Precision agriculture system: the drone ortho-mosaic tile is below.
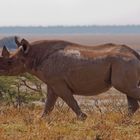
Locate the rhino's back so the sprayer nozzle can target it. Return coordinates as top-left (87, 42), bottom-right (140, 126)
top-left (46, 42), bottom-right (139, 95)
top-left (63, 43), bottom-right (137, 59)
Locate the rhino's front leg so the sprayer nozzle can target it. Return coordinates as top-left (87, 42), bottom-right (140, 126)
top-left (52, 81), bottom-right (87, 120)
top-left (41, 87), bottom-right (58, 117)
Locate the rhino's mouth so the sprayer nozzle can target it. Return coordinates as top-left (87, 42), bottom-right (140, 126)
top-left (0, 70), bottom-right (6, 75)
top-left (0, 69), bottom-right (12, 75)
top-left (0, 69), bottom-right (9, 73)
top-left (0, 70), bottom-right (5, 72)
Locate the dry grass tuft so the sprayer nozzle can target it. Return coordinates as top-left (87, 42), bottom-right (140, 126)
top-left (0, 103), bottom-right (140, 140)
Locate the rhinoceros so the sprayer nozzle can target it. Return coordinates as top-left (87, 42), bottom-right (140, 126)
top-left (0, 37), bottom-right (140, 120)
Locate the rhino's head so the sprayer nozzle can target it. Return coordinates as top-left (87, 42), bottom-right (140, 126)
top-left (0, 38), bottom-right (30, 76)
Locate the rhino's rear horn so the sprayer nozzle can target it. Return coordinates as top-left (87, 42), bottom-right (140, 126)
top-left (15, 36), bottom-right (22, 47)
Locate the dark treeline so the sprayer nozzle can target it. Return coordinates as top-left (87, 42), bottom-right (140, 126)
top-left (0, 25), bottom-right (140, 35)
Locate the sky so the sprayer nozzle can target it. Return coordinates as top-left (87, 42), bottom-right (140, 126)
top-left (0, 0), bottom-right (140, 26)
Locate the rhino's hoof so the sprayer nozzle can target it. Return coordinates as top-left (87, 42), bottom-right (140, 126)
top-left (77, 113), bottom-right (87, 121)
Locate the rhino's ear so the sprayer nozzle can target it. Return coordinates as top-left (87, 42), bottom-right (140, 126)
top-left (20, 39), bottom-right (30, 54)
top-left (2, 46), bottom-right (10, 58)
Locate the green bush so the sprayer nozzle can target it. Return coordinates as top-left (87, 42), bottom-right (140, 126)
top-left (0, 73), bottom-right (46, 107)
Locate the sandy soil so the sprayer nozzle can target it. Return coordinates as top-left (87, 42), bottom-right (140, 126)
top-left (1, 34), bottom-right (140, 49)
top-left (23, 34), bottom-right (140, 49)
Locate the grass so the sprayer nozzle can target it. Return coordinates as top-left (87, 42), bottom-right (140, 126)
top-left (0, 102), bottom-right (140, 140)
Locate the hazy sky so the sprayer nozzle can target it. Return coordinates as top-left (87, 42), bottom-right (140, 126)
top-left (0, 0), bottom-right (140, 26)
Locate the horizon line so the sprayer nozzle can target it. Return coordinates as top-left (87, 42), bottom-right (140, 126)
top-left (0, 25), bottom-right (140, 27)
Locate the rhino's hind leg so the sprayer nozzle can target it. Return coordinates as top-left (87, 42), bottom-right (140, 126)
top-left (41, 87), bottom-right (58, 117)
top-left (127, 87), bottom-right (140, 114)
top-left (113, 87), bottom-right (140, 116)
top-left (52, 81), bottom-right (87, 120)
top-left (112, 61), bottom-right (140, 116)
top-left (127, 96), bottom-right (139, 116)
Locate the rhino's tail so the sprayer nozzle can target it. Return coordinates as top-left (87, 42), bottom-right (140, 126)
top-left (121, 45), bottom-right (140, 61)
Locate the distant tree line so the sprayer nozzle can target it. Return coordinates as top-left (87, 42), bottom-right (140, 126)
top-left (0, 25), bottom-right (140, 35)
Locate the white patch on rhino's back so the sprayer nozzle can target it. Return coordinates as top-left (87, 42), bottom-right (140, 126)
top-left (64, 49), bottom-right (81, 58)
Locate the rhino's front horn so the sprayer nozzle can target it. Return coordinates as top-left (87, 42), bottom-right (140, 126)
top-left (2, 46), bottom-right (10, 58)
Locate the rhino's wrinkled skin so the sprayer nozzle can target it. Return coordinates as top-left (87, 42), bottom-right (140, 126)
top-left (0, 38), bottom-right (140, 120)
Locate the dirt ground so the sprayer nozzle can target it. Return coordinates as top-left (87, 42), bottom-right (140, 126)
top-left (1, 34), bottom-right (140, 48)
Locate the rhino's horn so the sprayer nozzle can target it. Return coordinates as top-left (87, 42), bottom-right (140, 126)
top-left (2, 46), bottom-right (10, 58)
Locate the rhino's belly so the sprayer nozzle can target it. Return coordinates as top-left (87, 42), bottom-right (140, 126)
top-left (65, 64), bottom-right (111, 95)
